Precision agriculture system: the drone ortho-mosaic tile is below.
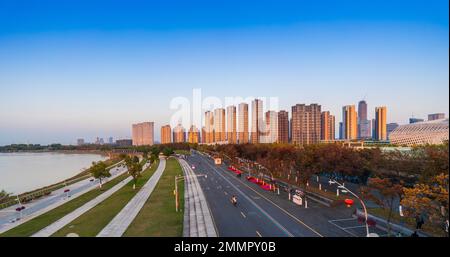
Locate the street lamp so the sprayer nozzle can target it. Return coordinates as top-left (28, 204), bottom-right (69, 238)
top-left (329, 179), bottom-right (371, 237)
top-left (174, 174), bottom-right (208, 212)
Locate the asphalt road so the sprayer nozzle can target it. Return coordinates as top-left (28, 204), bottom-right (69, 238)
top-left (0, 162), bottom-right (127, 229)
top-left (186, 152), bottom-right (363, 237)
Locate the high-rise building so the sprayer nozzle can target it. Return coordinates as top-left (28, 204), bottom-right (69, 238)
top-left (359, 120), bottom-right (371, 139)
top-left (173, 124), bottom-right (186, 143)
top-left (214, 108), bottom-right (226, 142)
top-left (77, 138), bottom-right (85, 146)
top-left (161, 125), bottom-right (172, 144)
top-left (321, 111), bottom-right (335, 140)
top-left (339, 122), bottom-right (344, 139)
top-left (204, 111), bottom-right (214, 143)
top-left (371, 118), bottom-right (376, 138)
top-left (358, 100), bottom-right (367, 121)
top-left (374, 106), bottom-right (387, 141)
top-left (226, 105), bottom-right (237, 144)
top-left (201, 126), bottom-right (206, 143)
top-left (132, 122), bottom-right (154, 146)
top-left (251, 99), bottom-right (264, 143)
top-left (188, 125), bottom-right (200, 144)
top-left (342, 105), bottom-right (357, 140)
top-left (428, 113), bottom-right (445, 121)
top-left (386, 123), bottom-right (399, 139)
top-left (262, 111), bottom-right (278, 143)
top-left (358, 100), bottom-right (371, 139)
top-left (108, 137), bottom-right (114, 145)
top-left (291, 104), bottom-right (322, 144)
top-left (238, 103), bottom-right (249, 144)
top-left (277, 110), bottom-right (289, 143)
top-left (409, 118), bottom-right (424, 124)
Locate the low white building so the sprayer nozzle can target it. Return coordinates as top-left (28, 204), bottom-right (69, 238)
top-left (389, 119), bottom-right (448, 146)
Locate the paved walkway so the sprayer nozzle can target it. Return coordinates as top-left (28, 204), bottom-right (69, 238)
top-left (31, 162), bottom-right (151, 237)
top-left (96, 158), bottom-right (166, 237)
top-left (0, 160), bottom-right (126, 234)
top-left (179, 158), bottom-right (217, 237)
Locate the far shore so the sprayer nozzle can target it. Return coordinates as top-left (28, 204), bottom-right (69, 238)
top-left (0, 149), bottom-right (109, 157)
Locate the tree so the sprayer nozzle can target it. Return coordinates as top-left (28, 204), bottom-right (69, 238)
top-left (128, 162), bottom-right (143, 190)
top-left (0, 190), bottom-right (10, 204)
top-left (362, 177), bottom-right (403, 235)
top-left (150, 152), bottom-right (158, 164)
top-left (142, 150), bottom-right (149, 160)
top-left (90, 162), bottom-right (111, 189)
top-left (401, 173), bottom-right (449, 235)
top-left (133, 155), bottom-right (140, 164)
top-left (163, 147), bottom-right (174, 156)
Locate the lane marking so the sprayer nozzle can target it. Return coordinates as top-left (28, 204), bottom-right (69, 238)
top-left (241, 212), bottom-right (246, 218)
top-left (224, 191), bottom-right (228, 195)
top-left (212, 160), bottom-right (323, 237)
top-left (343, 225), bottom-right (367, 230)
top-left (203, 159), bottom-right (294, 237)
top-left (256, 230), bottom-right (262, 237)
top-left (328, 220), bottom-right (358, 237)
top-left (329, 217), bottom-right (357, 222)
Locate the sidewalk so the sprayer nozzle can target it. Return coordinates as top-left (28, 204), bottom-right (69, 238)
top-left (354, 209), bottom-right (430, 237)
top-left (31, 162), bottom-right (150, 237)
top-left (0, 161), bottom-right (126, 234)
top-left (96, 158), bottom-right (166, 237)
top-left (179, 159), bottom-right (217, 237)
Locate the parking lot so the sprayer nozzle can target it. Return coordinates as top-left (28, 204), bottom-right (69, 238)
top-left (328, 217), bottom-right (388, 237)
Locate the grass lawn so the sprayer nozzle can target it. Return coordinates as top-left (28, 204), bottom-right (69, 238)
top-left (368, 207), bottom-right (446, 237)
top-left (51, 160), bottom-right (160, 237)
top-left (123, 157), bottom-right (184, 237)
top-left (175, 150), bottom-right (191, 155)
top-left (0, 171), bottom-right (130, 237)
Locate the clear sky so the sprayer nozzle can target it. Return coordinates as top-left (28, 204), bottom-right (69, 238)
top-left (0, 0), bottom-right (448, 145)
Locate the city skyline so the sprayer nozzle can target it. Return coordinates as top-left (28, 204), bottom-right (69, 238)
top-left (0, 0), bottom-right (448, 145)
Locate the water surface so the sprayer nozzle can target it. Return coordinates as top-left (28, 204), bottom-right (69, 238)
top-left (0, 152), bottom-right (107, 194)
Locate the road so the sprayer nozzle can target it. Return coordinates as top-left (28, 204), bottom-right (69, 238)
top-left (186, 152), bottom-right (367, 237)
top-left (0, 161), bottom-right (126, 231)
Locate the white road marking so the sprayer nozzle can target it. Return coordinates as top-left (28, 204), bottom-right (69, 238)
top-left (256, 230), bottom-right (262, 237)
top-left (343, 225), bottom-right (367, 230)
top-left (203, 160), bottom-right (294, 237)
top-left (328, 220), bottom-right (358, 237)
top-left (329, 217), bottom-right (358, 222)
top-left (241, 212), bottom-right (246, 218)
top-left (214, 161), bottom-right (323, 237)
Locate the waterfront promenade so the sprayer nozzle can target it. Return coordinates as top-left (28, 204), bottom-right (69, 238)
top-left (97, 158), bottom-right (166, 237)
top-left (0, 161), bottom-right (125, 234)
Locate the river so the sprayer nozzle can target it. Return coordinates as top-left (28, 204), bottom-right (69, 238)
top-left (0, 152), bottom-right (107, 194)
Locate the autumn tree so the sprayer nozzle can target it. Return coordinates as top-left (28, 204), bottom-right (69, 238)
top-left (401, 173), bottom-right (449, 235)
top-left (362, 177), bottom-right (404, 235)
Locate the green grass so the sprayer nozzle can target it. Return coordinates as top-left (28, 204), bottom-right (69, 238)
top-left (174, 150), bottom-right (191, 155)
top-left (51, 160), bottom-right (160, 237)
top-left (0, 170), bottom-right (129, 237)
top-left (123, 157), bottom-right (184, 237)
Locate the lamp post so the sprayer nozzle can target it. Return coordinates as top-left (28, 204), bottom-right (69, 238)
top-left (175, 174), bottom-right (208, 212)
top-left (329, 179), bottom-right (371, 237)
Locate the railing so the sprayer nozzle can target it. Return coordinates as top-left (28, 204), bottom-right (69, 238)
top-left (0, 159), bottom-right (124, 210)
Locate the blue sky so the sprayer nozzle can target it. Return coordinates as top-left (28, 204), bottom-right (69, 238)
top-left (0, 0), bottom-right (448, 145)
